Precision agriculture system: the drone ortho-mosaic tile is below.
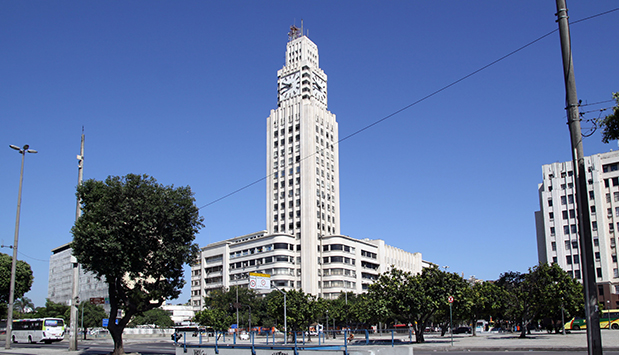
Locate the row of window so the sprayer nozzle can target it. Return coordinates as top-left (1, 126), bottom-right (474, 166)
top-left (274, 166), bottom-right (301, 178)
top-left (229, 255), bottom-right (298, 270)
top-left (321, 280), bottom-right (355, 289)
top-left (322, 256), bottom-right (355, 265)
top-left (229, 243), bottom-right (296, 259)
top-left (274, 177), bottom-right (300, 190)
top-left (274, 135), bottom-right (300, 148)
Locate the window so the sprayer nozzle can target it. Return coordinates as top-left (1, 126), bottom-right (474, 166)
top-left (572, 241), bottom-right (579, 249)
top-left (565, 241), bottom-right (571, 250)
top-left (568, 195), bottom-right (574, 204)
top-left (615, 192), bottom-right (619, 202)
top-left (561, 196), bottom-right (567, 205)
top-left (595, 252), bottom-right (601, 260)
top-left (571, 225), bottom-right (577, 233)
top-left (550, 212), bottom-right (554, 220)
top-left (591, 206), bottom-right (596, 214)
top-left (573, 255), bottom-right (579, 264)
top-left (551, 242), bottom-right (557, 251)
top-left (550, 227), bottom-right (556, 236)
top-left (597, 268), bottom-right (603, 278)
top-left (564, 225), bottom-right (570, 234)
top-left (566, 256), bottom-right (572, 264)
top-left (593, 221), bottom-right (598, 231)
top-left (569, 209), bottom-right (575, 218)
top-left (590, 191), bottom-right (595, 200)
top-left (562, 211), bottom-right (569, 220)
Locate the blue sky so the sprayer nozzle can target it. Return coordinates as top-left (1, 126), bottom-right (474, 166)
top-left (2, 1), bottom-right (618, 308)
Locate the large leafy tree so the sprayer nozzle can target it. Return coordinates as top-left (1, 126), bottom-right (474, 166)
top-left (33, 299), bottom-right (70, 320)
top-left (77, 301), bottom-right (108, 339)
top-left (367, 266), bottom-right (468, 343)
top-left (0, 253), bottom-right (34, 318)
top-left (71, 174), bottom-right (203, 355)
top-left (494, 263), bottom-right (582, 338)
top-left (267, 289), bottom-right (318, 340)
top-left (465, 281), bottom-right (505, 336)
top-left (599, 92), bottom-right (619, 143)
top-left (130, 308), bottom-right (174, 328)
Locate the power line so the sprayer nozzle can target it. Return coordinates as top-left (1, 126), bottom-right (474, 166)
top-left (199, 7), bottom-right (619, 211)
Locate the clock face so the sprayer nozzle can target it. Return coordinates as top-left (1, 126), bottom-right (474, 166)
top-left (312, 73), bottom-right (326, 104)
top-left (279, 72), bottom-right (300, 100)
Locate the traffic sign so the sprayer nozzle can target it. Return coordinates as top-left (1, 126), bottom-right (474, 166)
top-left (249, 272), bottom-right (271, 290)
top-left (448, 296), bottom-right (454, 303)
top-left (90, 297), bottom-right (105, 305)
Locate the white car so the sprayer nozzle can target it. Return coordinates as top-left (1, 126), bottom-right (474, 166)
top-left (239, 332), bottom-right (250, 340)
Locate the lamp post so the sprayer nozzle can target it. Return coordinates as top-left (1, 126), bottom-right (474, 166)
top-left (273, 284), bottom-right (287, 344)
top-left (5, 144), bottom-right (37, 349)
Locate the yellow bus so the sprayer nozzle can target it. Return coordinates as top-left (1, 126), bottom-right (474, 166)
top-left (565, 310), bottom-right (619, 330)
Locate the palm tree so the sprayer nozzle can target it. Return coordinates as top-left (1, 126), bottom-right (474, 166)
top-left (13, 296), bottom-right (34, 317)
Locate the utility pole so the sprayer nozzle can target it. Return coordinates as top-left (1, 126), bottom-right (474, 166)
top-left (70, 129), bottom-right (85, 351)
top-left (555, 2), bottom-right (602, 354)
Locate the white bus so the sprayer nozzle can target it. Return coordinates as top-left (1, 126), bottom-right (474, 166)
top-left (11, 318), bottom-right (65, 344)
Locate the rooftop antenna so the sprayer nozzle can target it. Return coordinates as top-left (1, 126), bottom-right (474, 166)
top-left (301, 19), bottom-right (304, 37)
top-left (288, 24), bottom-right (301, 41)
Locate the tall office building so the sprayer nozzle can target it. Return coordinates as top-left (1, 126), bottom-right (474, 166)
top-left (189, 28), bottom-right (427, 309)
top-left (266, 27), bottom-right (339, 294)
top-left (536, 150), bottom-right (619, 307)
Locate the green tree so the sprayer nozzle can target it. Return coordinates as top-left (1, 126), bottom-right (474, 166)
top-left (367, 266), bottom-right (468, 343)
top-left (71, 174), bottom-right (203, 355)
top-left (77, 301), bottom-right (107, 339)
top-left (194, 308), bottom-right (233, 333)
top-left (462, 281), bottom-right (505, 336)
top-left (0, 253), bottom-right (34, 318)
top-left (599, 92), bottom-right (619, 143)
top-left (130, 308), bottom-right (174, 328)
top-left (13, 296), bottom-right (35, 319)
top-left (267, 289), bottom-right (317, 340)
top-left (33, 299), bottom-right (70, 321)
top-left (527, 263), bottom-right (583, 333)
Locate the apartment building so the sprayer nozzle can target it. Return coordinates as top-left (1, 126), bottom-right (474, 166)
top-left (536, 150), bottom-right (619, 307)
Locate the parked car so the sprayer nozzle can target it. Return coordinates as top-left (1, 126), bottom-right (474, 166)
top-left (452, 326), bottom-right (472, 334)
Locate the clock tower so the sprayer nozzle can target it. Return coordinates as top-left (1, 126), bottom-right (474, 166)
top-left (266, 26), bottom-right (340, 295)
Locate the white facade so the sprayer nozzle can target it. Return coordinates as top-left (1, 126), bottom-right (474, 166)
top-left (48, 243), bottom-right (110, 312)
top-left (190, 29), bottom-right (426, 310)
top-left (536, 150), bottom-right (619, 302)
top-left (266, 32), bottom-right (340, 295)
top-left (190, 231), bottom-right (423, 308)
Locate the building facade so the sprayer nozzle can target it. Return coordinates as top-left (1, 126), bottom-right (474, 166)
top-left (190, 231), bottom-right (425, 308)
top-left (536, 150), bottom-right (619, 307)
top-left (190, 28), bottom-right (427, 310)
top-left (48, 243), bottom-right (110, 313)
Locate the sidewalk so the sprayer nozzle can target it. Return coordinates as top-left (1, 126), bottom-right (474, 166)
top-left (0, 330), bottom-right (617, 354)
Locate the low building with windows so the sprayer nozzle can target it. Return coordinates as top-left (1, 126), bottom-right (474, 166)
top-left (190, 230), bottom-right (429, 309)
top-left (536, 150), bottom-right (619, 307)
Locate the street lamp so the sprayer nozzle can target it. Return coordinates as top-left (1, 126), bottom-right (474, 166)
top-left (272, 284), bottom-right (287, 344)
top-left (5, 144), bottom-right (37, 349)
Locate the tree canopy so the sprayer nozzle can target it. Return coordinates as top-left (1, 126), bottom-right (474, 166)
top-left (71, 174), bottom-right (203, 355)
top-left (600, 92), bottom-right (619, 143)
top-left (130, 308), bottom-right (174, 328)
top-left (0, 253), bottom-right (34, 319)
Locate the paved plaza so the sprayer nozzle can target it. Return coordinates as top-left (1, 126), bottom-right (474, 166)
top-left (0, 330), bottom-right (618, 354)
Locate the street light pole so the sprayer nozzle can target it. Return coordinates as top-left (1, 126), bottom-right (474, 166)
top-left (5, 144), bottom-right (37, 350)
top-left (273, 284), bottom-right (287, 344)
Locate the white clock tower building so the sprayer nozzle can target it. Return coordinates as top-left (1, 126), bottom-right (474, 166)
top-left (266, 27), bottom-right (340, 295)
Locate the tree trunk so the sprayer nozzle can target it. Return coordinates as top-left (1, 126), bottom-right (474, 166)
top-left (414, 324), bottom-right (425, 343)
top-left (108, 323), bottom-right (125, 355)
